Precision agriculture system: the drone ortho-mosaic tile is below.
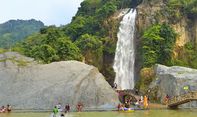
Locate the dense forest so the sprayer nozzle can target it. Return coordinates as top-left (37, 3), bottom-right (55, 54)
top-left (0, 19), bottom-right (44, 48)
top-left (2, 0), bottom-right (196, 87)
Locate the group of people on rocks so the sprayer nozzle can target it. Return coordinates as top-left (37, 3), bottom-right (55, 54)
top-left (0, 104), bottom-right (11, 113)
top-left (52, 102), bottom-right (83, 117)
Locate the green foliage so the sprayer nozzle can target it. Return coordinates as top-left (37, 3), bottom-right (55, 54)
top-left (41, 26), bottom-right (65, 46)
top-left (75, 34), bottom-right (103, 69)
top-left (76, 0), bottom-right (138, 17)
top-left (55, 38), bottom-right (82, 61)
top-left (96, 2), bottom-right (117, 20)
top-left (14, 26), bottom-right (82, 63)
top-left (64, 16), bottom-right (100, 40)
top-left (76, 0), bottom-right (102, 16)
top-left (115, 0), bottom-right (141, 9)
top-left (184, 0), bottom-right (197, 18)
top-left (64, 16), bottom-right (86, 40)
top-left (142, 23), bottom-right (177, 67)
top-left (75, 34), bottom-right (103, 55)
top-left (103, 37), bottom-right (116, 55)
top-left (167, 0), bottom-right (197, 18)
top-left (31, 44), bottom-right (58, 63)
top-left (0, 19), bottom-right (44, 48)
top-left (12, 33), bottom-right (46, 56)
top-left (172, 42), bottom-right (197, 68)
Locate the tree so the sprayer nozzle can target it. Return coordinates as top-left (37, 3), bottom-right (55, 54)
top-left (142, 23), bottom-right (177, 67)
top-left (96, 2), bottom-right (117, 20)
top-left (14, 29), bottom-right (82, 63)
top-left (168, 0), bottom-right (197, 18)
top-left (76, 0), bottom-right (102, 17)
top-left (31, 44), bottom-right (58, 63)
top-left (64, 16), bottom-right (86, 40)
top-left (55, 37), bottom-right (82, 61)
top-left (41, 26), bottom-right (64, 45)
top-left (75, 34), bottom-right (103, 69)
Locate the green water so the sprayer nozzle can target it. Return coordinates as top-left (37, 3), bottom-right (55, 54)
top-left (0, 110), bottom-right (197, 117)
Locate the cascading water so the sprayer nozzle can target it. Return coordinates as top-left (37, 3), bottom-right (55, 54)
top-left (113, 9), bottom-right (137, 90)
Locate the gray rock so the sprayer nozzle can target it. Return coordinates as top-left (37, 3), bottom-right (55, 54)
top-left (150, 64), bottom-right (197, 108)
top-left (0, 52), bottom-right (36, 68)
top-left (0, 52), bottom-right (119, 110)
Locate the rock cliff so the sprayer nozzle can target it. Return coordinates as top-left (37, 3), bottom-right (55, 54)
top-left (150, 64), bottom-right (197, 108)
top-left (0, 52), bottom-right (119, 110)
top-left (136, 0), bottom-right (197, 58)
top-left (135, 0), bottom-right (197, 85)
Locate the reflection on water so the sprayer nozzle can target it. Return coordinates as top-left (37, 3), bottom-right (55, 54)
top-left (0, 110), bottom-right (197, 117)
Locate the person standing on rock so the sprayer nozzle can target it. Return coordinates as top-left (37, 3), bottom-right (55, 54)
top-left (113, 83), bottom-right (117, 89)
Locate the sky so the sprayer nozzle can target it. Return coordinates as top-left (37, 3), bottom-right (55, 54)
top-left (0, 0), bottom-right (84, 26)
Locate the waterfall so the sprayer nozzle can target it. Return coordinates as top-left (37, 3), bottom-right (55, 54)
top-left (113, 9), bottom-right (137, 90)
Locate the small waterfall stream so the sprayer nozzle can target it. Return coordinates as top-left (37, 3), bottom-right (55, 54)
top-left (113, 9), bottom-right (137, 90)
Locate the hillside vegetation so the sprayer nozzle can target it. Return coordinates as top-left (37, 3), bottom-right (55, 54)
top-left (0, 19), bottom-right (44, 48)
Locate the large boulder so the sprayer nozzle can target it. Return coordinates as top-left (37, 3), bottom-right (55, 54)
top-left (0, 52), bottom-right (119, 110)
top-left (150, 64), bottom-right (197, 108)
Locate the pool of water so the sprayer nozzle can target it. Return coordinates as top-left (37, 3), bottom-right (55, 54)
top-left (0, 109), bottom-right (197, 117)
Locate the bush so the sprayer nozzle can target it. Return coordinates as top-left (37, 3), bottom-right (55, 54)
top-left (167, 0), bottom-right (197, 18)
top-left (30, 44), bottom-right (58, 63)
top-left (172, 42), bottom-right (197, 69)
top-left (141, 23), bottom-right (177, 67)
top-left (75, 34), bottom-right (103, 69)
top-left (135, 67), bottom-right (155, 94)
